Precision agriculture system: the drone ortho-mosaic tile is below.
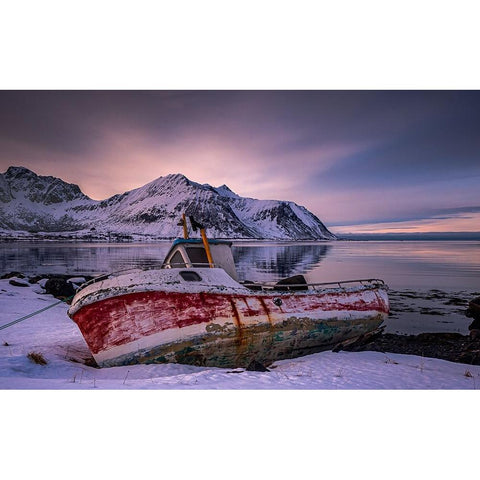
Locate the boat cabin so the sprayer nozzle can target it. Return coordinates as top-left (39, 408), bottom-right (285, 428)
top-left (162, 238), bottom-right (238, 281)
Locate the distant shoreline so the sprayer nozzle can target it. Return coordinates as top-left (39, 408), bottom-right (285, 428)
top-left (1, 231), bottom-right (480, 243)
top-left (336, 232), bottom-right (480, 241)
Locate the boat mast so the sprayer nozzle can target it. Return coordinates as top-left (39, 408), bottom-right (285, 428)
top-left (200, 227), bottom-right (214, 268)
top-left (181, 213), bottom-right (189, 239)
top-left (187, 214), bottom-right (214, 268)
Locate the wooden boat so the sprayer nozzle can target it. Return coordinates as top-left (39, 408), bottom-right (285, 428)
top-left (68, 218), bottom-right (389, 368)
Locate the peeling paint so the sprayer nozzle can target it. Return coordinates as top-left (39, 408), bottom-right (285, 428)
top-left (71, 279), bottom-right (388, 368)
top-left (68, 266), bottom-right (389, 368)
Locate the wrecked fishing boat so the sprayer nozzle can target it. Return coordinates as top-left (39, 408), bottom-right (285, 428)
top-left (68, 216), bottom-right (389, 368)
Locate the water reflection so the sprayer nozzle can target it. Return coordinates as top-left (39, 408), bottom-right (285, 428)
top-left (0, 241), bottom-right (332, 282)
top-left (0, 242), bottom-right (170, 276)
top-left (0, 240), bottom-right (479, 292)
top-left (311, 241), bottom-right (480, 290)
top-left (233, 243), bottom-right (331, 282)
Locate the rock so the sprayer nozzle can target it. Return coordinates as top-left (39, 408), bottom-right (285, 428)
top-left (28, 275), bottom-right (46, 284)
top-left (1, 271), bottom-right (25, 279)
top-left (340, 332), bottom-right (480, 365)
top-left (470, 329), bottom-right (480, 340)
top-left (44, 278), bottom-right (76, 298)
top-left (67, 277), bottom-right (86, 285)
top-left (9, 279), bottom-right (29, 287)
top-left (246, 360), bottom-right (270, 372)
top-left (466, 297), bottom-right (480, 321)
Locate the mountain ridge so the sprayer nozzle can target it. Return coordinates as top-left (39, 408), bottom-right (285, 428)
top-left (0, 166), bottom-right (336, 241)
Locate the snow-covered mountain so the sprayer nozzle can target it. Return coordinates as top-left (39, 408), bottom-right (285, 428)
top-left (0, 166), bottom-right (336, 240)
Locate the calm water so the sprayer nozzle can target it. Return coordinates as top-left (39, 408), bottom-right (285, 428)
top-left (1, 240), bottom-right (479, 291)
top-left (1, 240), bottom-right (479, 335)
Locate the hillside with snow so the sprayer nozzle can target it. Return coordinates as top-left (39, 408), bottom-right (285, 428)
top-left (0, 166), bottom-right (335, 241)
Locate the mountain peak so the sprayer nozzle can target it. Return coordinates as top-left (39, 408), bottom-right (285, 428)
top-left (5, 166), bottom-right (35, 178)
top-left (160, 173), bottom-right (213, 192)
top-left (154, 173), bottom-right (194, 189)
top-left (0, 166), bottom-right (335, 240)
top-left (215, 184), bottom-right (239, 198)
top-left (1, 165), bottom-right (88, 206)
top-left (165, 173), bottom-right (187, 181)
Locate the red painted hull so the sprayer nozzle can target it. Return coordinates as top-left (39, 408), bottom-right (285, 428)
top-left (71, 287), bottom-right (389, 368)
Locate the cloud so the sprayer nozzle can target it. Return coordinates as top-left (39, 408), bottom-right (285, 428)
top-left (67, 126), bottom-right (371, 201)
top-left (1, 90), bottom-right (480, 232)
top-left (331, 211), bottom-right (480, 234)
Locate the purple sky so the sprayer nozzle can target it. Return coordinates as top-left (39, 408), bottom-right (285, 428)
top-left (1, 90), bottom-right (479, 233)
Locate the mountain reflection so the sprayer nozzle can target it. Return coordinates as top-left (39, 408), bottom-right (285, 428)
top-left (0, 243), bottom-right (170, 276)
top-left (0, 242), bottom-right (332, 279)
top-left (232, 243), bottom-right (332, 282)
top-left (2, 241), bottom-right (480, 293)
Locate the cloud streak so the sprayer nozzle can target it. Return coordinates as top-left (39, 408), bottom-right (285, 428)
top-left (331, 212), bottom-right (480, 234)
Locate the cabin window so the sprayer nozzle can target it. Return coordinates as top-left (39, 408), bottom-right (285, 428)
top-left (170, 251), bottom-right (186, 268)
top-left (186, 247), bottom-right (209, 267)
top-left (180, 271), bottom-right (202, 282)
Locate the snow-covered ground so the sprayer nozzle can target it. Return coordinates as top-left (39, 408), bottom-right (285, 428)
top-left (1, 277), bottom-right (479, 390)
top-left (2, 277), bottom-right (478, 480)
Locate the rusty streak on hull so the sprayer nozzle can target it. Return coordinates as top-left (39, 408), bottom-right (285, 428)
top-left (71, 288), bottom-right (389, 368)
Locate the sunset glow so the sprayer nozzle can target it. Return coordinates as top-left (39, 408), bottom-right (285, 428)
top-left (332, 212), bottom-right (480, 235)
top-left (1, 90), bottom-right (479, 235)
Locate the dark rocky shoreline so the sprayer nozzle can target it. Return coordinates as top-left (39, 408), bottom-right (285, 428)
top-left (338, 289), bottom-right (480, 364)
top-left (339, 332), bottom-right (480, 365)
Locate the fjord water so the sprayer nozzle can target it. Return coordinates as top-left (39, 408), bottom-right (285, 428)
top-left (1, 240), bottom-right (478, 290)
top-left (1, 240), bottom-right (479, 334)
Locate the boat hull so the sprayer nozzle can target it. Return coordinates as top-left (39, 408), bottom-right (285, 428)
top-left (70, 286), bottom-right (389, 368)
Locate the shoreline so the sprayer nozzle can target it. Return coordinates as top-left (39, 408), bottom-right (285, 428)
top-left (2, 272), bottom-right (480, 389)
top-left (339, 332), bottom-right (480, 366)
top-left (2, 270), bottom-right (479, 366)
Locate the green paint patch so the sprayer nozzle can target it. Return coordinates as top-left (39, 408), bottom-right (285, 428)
top-left (100, 314), bottom-right (385, 369)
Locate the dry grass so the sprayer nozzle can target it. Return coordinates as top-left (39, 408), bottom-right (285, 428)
top-left (384, 355), bottom-right (399, 365)
top-left (464, 370), bottom-right (477, 389)
top-left (27, 351), bottom-right (48, 365)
